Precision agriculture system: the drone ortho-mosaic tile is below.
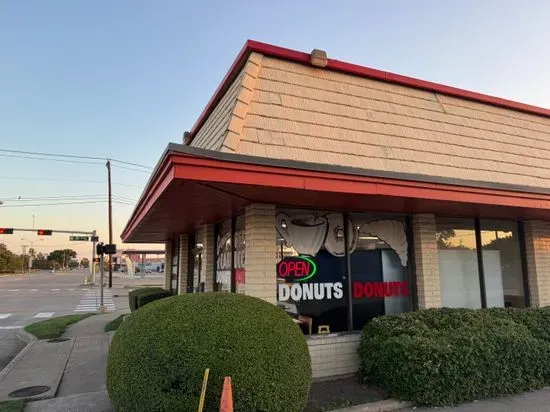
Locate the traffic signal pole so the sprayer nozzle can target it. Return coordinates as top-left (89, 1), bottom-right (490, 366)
top-left (91, 230), bottom-right (97, 284)
top-left (107, 160), bottom-right (113, 289)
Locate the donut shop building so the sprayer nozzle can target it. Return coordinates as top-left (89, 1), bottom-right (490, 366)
top-left (121, 41), bottom-right (550, 378)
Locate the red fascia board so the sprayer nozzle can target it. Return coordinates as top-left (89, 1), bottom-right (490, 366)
top-left (188, 40), bottom-right (550, 143)
top-left (121, 156), bottom-right (175, 241)
top-left (122, 152), bottom-right (550, 241)
top-left (171, 155), bottom-right (550, 209)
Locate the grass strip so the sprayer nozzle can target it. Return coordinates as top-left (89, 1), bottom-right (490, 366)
top-left (104, 314), bottom-right (127, 332)
top-left (24, 313), bottom-right (95, 340)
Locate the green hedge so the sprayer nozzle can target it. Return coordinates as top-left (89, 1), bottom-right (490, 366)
top-left (136, 289), bottom-right (172, 309)
top-left (107, 293), bottom-right (311, 412)
top-left (359, 307), bottom-right (550, 406)
top-left (128, 287), bottom-right (166, 312)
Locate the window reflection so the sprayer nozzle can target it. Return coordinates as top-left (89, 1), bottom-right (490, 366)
top-left (480, 220), bottom-right (525, 308)
top-left (437, 218), bottom-right (481, 309)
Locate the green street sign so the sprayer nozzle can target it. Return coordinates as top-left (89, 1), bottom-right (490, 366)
top-left (70, 236), bottom-right (89, 241)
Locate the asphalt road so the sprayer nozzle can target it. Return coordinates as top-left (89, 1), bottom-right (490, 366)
top-left (0, 270), bottom-right (161, 370)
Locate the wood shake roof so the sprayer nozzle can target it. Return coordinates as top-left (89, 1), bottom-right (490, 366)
top-left (190, 41), bottom-right (550, 191)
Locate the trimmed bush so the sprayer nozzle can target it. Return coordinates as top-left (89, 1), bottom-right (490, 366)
top-left (136, 289), bottom-right (172, 309)
top-left (128, 287), bottom-right (165, 312)
top-left (359, 308), bottom-right (550, 406)
top-left (107, 293), bottom-right (311, 412)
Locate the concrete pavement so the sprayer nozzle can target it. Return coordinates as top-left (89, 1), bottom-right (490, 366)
top-left (407, 387), bottom-right (550, 411)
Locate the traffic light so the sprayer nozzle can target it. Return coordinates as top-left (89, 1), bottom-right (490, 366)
top-left (0, 228), bottom-right (14, 234)
top-left (37, 229), bottom-right (53, 236)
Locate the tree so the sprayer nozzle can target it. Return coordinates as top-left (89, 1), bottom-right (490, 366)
top-left (32, 253), bottom-right (52, 270)
top-left (80, 258), bottom-right (90, 268)
top-left (68, 260), bottom-right (79, 269)
top-left (0, 243), bottom-right (23, 273)
top-left (436, 229), bottom-right (456, 249)
top-left (48, 249), bottom-right (77, 270)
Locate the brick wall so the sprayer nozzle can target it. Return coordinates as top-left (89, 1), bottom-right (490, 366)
top-left (412, 214), bottom-right (441, 308)
top-left (524, 221), bottom-right (550, 307)
top-left (198, 224), bottom-right (215, 292)
top-left (244, 203), bottom-right (276, 303)
top-left (164, 240), bottom-right (172, 291)
top-left (177, 234), bottom-right (189, 295)
top-left (308, 334), bottom-right (361, 379)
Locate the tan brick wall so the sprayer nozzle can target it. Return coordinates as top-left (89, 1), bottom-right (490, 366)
top-left (412, 214), bottom-right (441, 308)
top-left (244, 203), bottom-right (276, 303)
top-left (164, 240), bottom-right (172, 291)
top-left (177, 234), bottom-right (189, 295)
top-left (198, 224), bottom-right (215, 292)
top-left (308, 334), bottom-right (361, 379)
top-left (524, 221), bottom-right (550, 307)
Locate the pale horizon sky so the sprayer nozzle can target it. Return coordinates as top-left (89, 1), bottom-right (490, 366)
top-left (1, 0), bottom-right (550, 260)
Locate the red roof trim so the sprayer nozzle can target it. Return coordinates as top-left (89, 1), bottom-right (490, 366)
top-left (188, 40), bottom-right (550, 142)
top-left (121, 151), bottom-right (550, 242)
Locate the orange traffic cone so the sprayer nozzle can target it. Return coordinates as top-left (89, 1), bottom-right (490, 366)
top-left (219, 376), bottom-right (234, 412)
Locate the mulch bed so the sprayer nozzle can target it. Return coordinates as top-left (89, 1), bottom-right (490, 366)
top-left (305, 376), bottom-right (387, 411)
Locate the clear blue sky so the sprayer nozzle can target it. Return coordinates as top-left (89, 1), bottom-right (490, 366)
top-left (1, 0), bottom-right (549, 258)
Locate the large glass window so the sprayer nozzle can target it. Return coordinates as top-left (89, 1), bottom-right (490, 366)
top-left (234, 215), bottom-right (245, 293)
top-left (350, 214), bottom-right (411, 330)
top-left (276, 209), bottom-right (348, 334)
top-left (275, 209), bottom-right (411, 335)
top-left (215, 220), bottom-right (232, 292)
top-left (437, 218), bottom-right (527, 309)
top-left (480, 220), bottom-right (526, 308)
top-left (170, 238), bottom-right (179, 294)
top-left (437, 218), bottom-right (481, 308)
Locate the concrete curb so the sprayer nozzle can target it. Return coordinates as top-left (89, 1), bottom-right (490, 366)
top-left (331, 399), bottom-right (411, 412)
top-left (0, 329), bottom-right (36, 383)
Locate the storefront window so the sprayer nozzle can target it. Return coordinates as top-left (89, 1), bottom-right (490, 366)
top-left (437, 218), bottom-right (527, 309)
top-left (215, 220), bottom-right (232, 292)
top-left (170, 238), bottom-right (179, 294)
top-left (234, 215), bottom-right (245, 293)
top-left (276, 209), bottom-right (348, 335)
top-left (480, 220), bottom-right (525, 308)
top-left (192, 241), bottom-right (203, 292)
top-left (350, 214), bottom-right (411, 330)
top-left (437, 218), bottom-right (482, 308)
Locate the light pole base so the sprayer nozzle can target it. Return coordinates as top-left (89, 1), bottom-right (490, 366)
top-left (98, 305), bottom-right (109, 314)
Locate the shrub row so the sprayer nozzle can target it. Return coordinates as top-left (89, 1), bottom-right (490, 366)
top-left (128, 287), bottom-right (171, 312)
top-left (359, 307), bottom-right (550, 406)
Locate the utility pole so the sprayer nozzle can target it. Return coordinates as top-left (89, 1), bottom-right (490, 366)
top-left (107, 160), bottom-right (113, 288)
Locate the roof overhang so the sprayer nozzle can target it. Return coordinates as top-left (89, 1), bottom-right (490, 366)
top-left (121, 144), bottom-right (550, 243)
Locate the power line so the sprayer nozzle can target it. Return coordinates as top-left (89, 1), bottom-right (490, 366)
top-left (1, 194), bottom-right (137, 202)
top-left (0, 176), bottom-right (144, 188)
top-left (0, 153), bottom-right (103, 165)
top-left (111, 164), bottom-right (151, 174)
top-left (0, 200), bottom-right (134, 208)
top-left (109, 159), bottom-right (153, 170)
top-left (0, 149), bottom-right (153, 170)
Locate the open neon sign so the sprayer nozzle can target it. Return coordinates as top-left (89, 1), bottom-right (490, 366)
top-left (277, 256), bottom-right (317, 282)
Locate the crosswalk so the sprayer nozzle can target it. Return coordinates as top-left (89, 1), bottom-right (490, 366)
top-left (74, 289), bottom-right (115, 312)
top-left (0, 312), bottom-right (56, 329)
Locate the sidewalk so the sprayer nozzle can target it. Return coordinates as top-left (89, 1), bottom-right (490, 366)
top-left (25, 312), bottom-right (124, 411)
top-left (408, 387), bottom-right (550, 412)
top-left (0, 311), bottom-right (125, 411)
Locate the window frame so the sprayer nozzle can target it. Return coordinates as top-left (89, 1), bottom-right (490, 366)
top-left (436, 216), bottom-right (530, 309)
